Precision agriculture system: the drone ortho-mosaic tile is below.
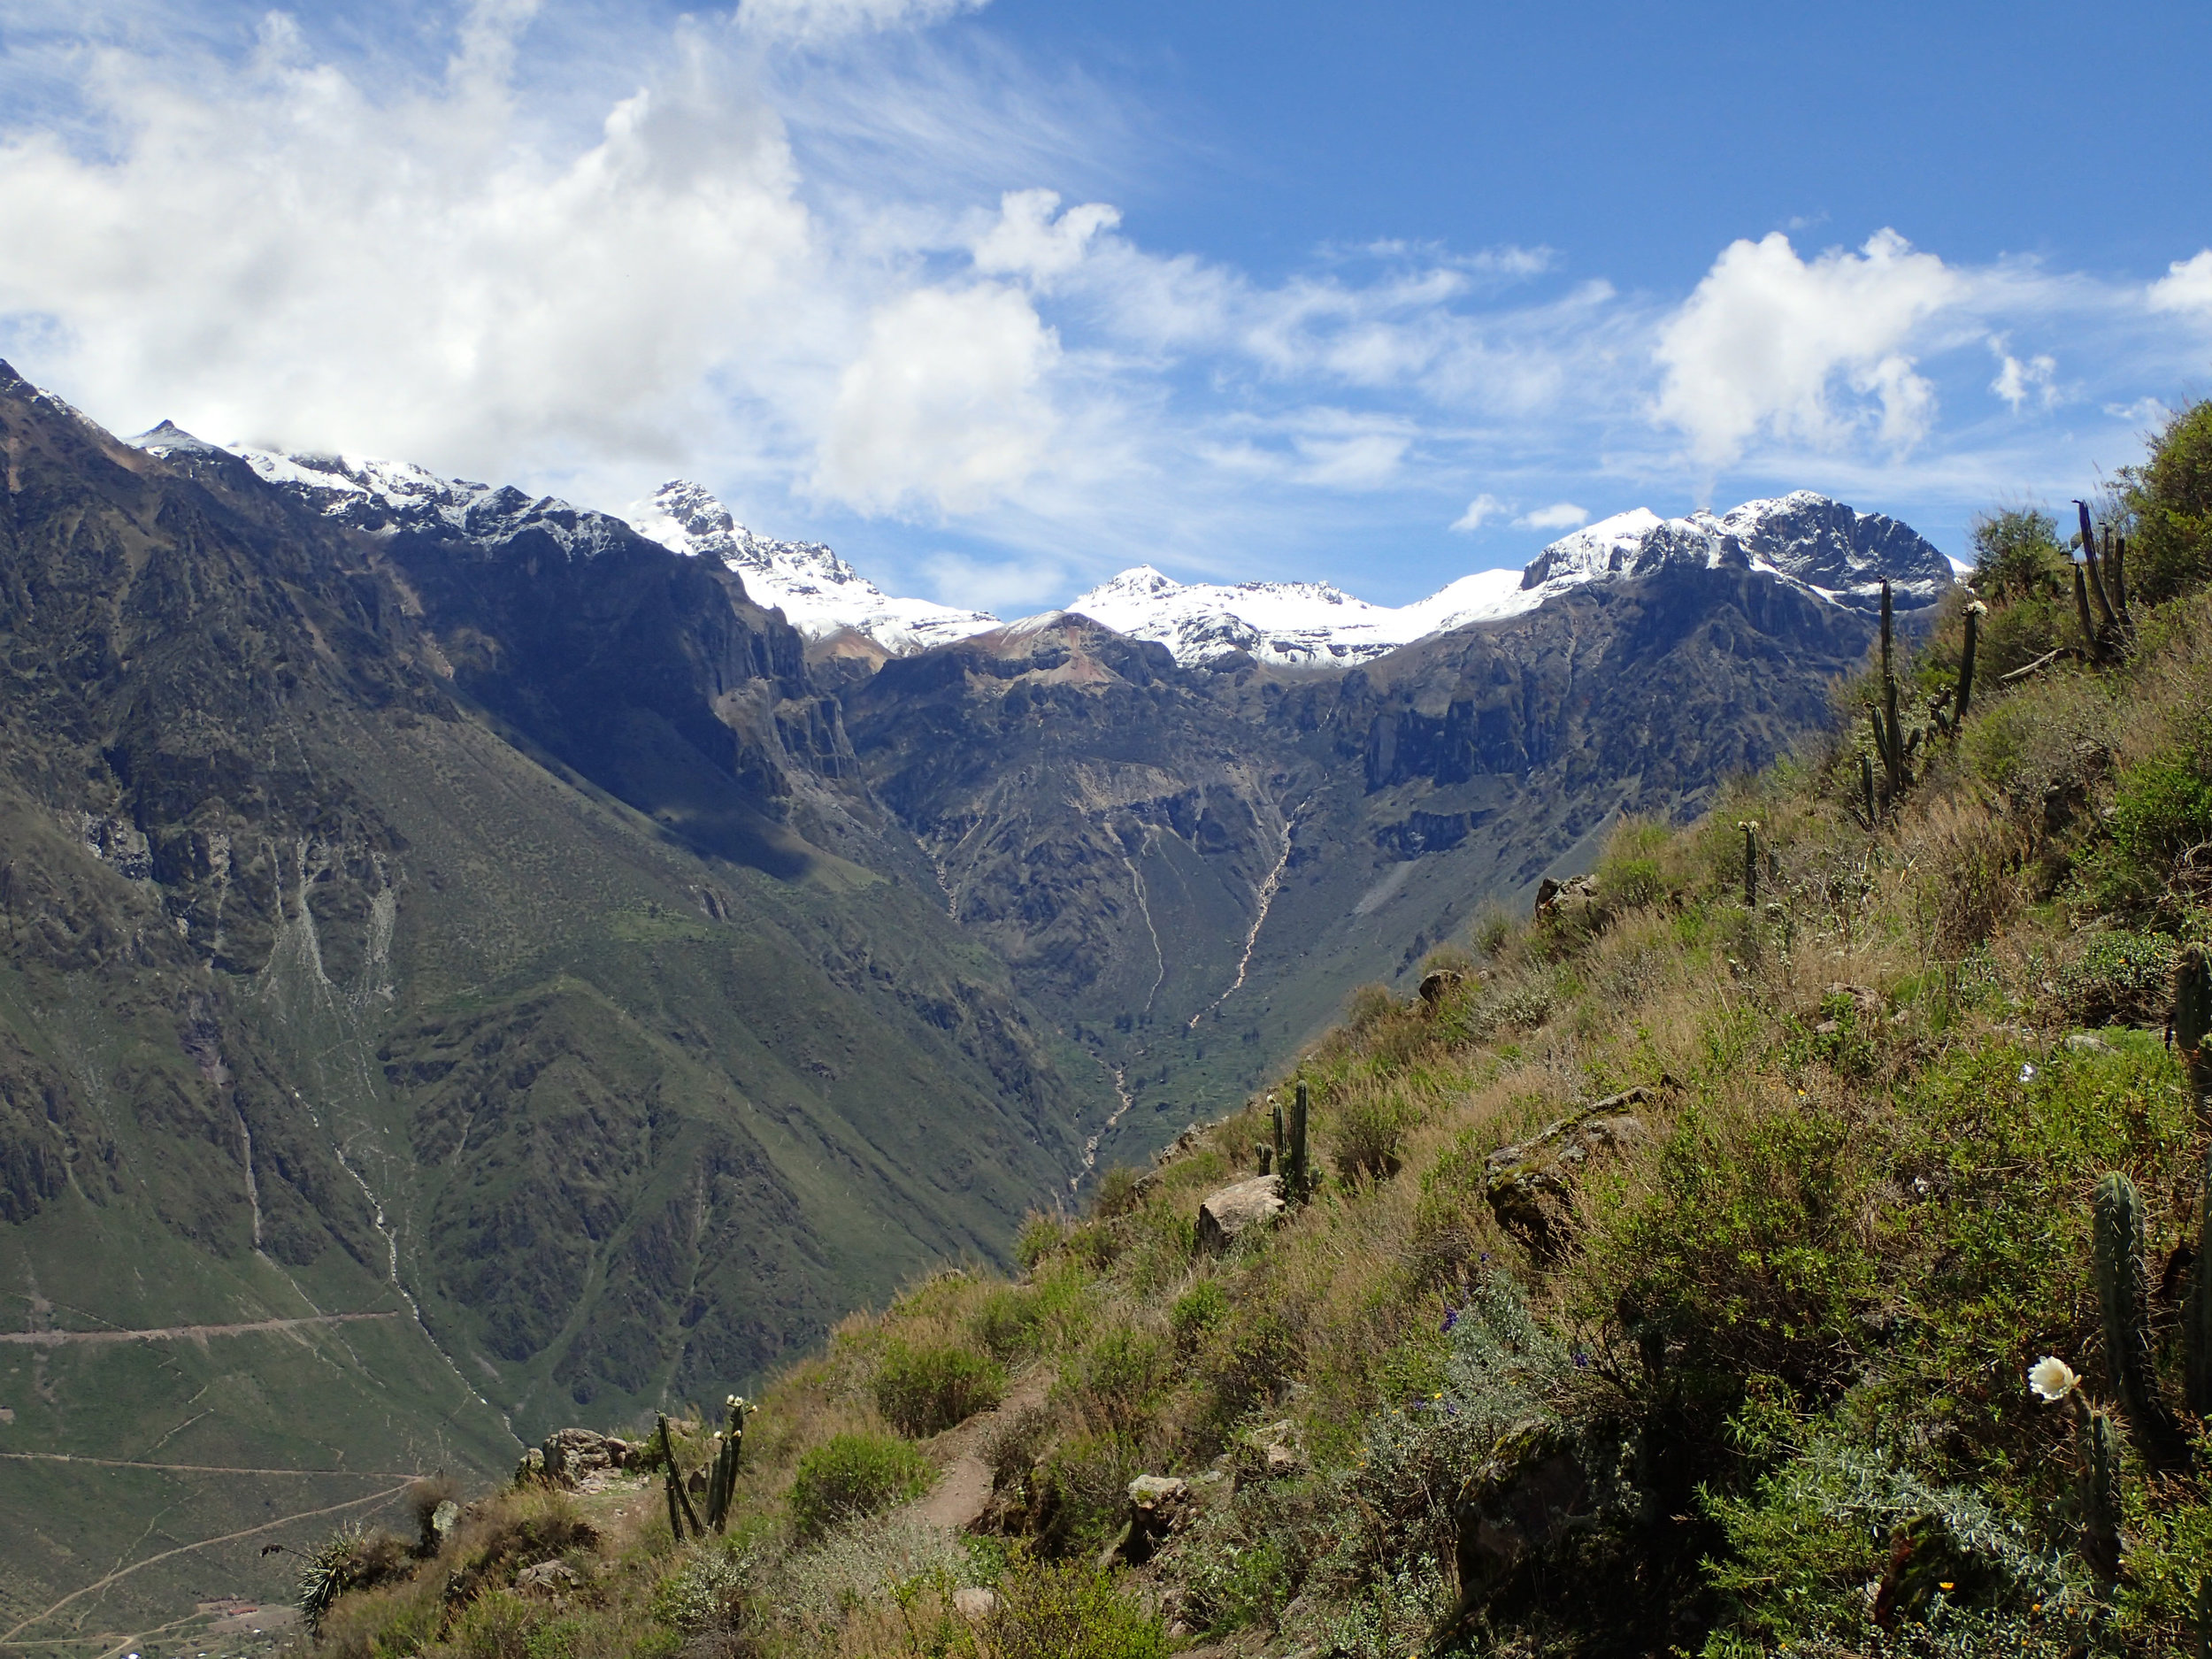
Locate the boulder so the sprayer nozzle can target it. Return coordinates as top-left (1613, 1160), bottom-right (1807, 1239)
top-left (1102, 1475), bottom-right (1192, 1567)
top-left (514, 1559), bottom-right (581, 1596)
top-left (1239, 1418), bottom-right (1307, 1482)
top-left (952, 1587), bottom-right (997, 1623)
top-left (1532, 873), bottom-right (1607, 932)
top-left (1196, 1174), bottom-right (1285, 1252)
top-left (1483, 1088), bottom-right (1649, 1257)
top-left (1418, 969), bottom-right (1465, 1009)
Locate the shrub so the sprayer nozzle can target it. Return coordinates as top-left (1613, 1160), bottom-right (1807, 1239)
top-left (787, 1432), bottom-right (933, 1540)
top-left (1169, 1279), bottom-right (1228, 1356)
top-left (2095, 747), bottom-right (2212, 912)
top-left (1015, 1210), bottom-right (1071, 1270)
top-left (1325, 1091), bottom-right (1409, 1183)
top-left (1967, 506), bottom-right (2069, 604)
top-left (1059, 1328), bottom-right (1169, 1435)
top-left (2055, 928), bottom-right (2180, 1026)
top-left (296, 1524), bottom-right (411, 1633)
top-left (2120, 397), bottom-right (2212, 602)
top-left (988, 1558), bottom-right (1168, 1659)
top-left (1091, 1164), bottom-right (1143, 1218)
top-left (1036, 1431), bottom-right (1143, 1555)
top-left (872, 1339), bottom-right (1005, 1437)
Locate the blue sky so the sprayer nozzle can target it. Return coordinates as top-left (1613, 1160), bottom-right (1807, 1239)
top-left (2, 0), bottom-right (2208, 611)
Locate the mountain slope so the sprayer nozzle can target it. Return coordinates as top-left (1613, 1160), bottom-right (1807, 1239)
top-left (840, 557), bottom-right (1915, 1155)
top-left (0, 366), bottom-right (1109, 1640)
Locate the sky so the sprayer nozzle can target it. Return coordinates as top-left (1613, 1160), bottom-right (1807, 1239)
top-left (2, 0), bottom-right (2209, 613)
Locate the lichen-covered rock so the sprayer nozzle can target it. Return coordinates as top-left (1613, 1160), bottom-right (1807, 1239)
top-left (1196, 1174), bottom-right (1286, 1252)
top-left (1102, 1474), bottom-right (1192, 1567)
top-left (1533, 872), bottom-right (1607, 932)
top-left (1483, 1089), bottom-right (1649, 1257)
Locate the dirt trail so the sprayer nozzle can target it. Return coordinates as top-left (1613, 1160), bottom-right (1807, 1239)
top-left (0, 1311), bottom-right (398, 1347)
top-left (0, 1481), bottom-right (411, 1645)
top-left (0, 1451), bottom-right (410, 1477)
top-left (909, 1371), bottom-right (1051, 1532)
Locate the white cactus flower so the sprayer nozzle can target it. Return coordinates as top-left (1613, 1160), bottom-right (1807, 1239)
top-left (2028, 1356), bottom-right (2079, 1403)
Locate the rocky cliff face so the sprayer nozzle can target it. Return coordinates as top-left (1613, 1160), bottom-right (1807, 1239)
top-left (839, 561), bottom-right (1904, 1156)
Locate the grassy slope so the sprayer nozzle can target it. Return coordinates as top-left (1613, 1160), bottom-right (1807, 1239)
top-left (311, 407), bottom-right (2212, 1656)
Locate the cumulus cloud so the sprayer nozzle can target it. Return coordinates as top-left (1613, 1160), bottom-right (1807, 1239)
top-left (2149, 250), bottom-right (2212, 316)
top-left (813, 283), bottom-right (1059, 513)
top-left (1989, 342), bottom-right (2057, 411)
top-left (972, 188), bottom-right (1120, 285)
top-left (1515, 502), bottom-right (1589, 531)
top-left (0, 8), bottom-right (818, 478)
top-left (1653, 229), bottom-right (1962, 471)
top-left (737, 0), bottom-right (988, 48)
top-left (1450, 493), bottom-right (1506, 532)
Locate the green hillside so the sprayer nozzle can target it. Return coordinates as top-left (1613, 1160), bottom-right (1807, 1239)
top-left (300, 401), bottom-right (2212, 1656)
top-left (0, 365), bottom-right (1108, 1647)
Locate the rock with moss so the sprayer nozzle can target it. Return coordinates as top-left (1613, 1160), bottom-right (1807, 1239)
top-left (1483, 1089), bottom-right (1649, 1258)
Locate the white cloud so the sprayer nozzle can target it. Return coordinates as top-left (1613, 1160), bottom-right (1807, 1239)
top-left (1653, 229), bottom-right (1962, 471)
top-left (0, 10), bottom-right (818, 478)
top-left (813, 283), bottom-right (1059, 514)
top-left (2149, 250), bottom-right (2212, 316)
top-left (972, 188), bottom-right (1120, 286)
top-left (1989, 342), bottom-right (2056, 411)
top-left (737, 0), bottom-right (988, 48)
top-left (1450, 493), bottom-right (1506, 532)
top-left (1515, 502), bottom-right (1589, 531)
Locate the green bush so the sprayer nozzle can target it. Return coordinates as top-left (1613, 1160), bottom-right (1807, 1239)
top-left (1059, 1328), bottom-right (1169, 1435)
top-left (988, 1558), bottom-right (1168, 1659)
top-left (1325, 1091), bottom-right (1411, 1183)
top-left (1169, 1279), bottom-right (1228, 1356)
top-left (1091, 1164), bottom-right (1143, 1218)
top-left (2120, 398), bottom-right (2212, 602)
top-left (2055, 928), bottom-right (2180, 1026)
top-left (1580, 1089), bottom-right (1884, 1394)
top-left (2095, 747), bottom-right (2212, 912)
top-left (1036, 1431), bottom-right (1143, 1555)
top-left (1967, 506), bottom-right (2069, 604)
top-left (787, 1432), bottom-right (933, 1540)
top-left (872, 1339), bottom-right (1005, 1437)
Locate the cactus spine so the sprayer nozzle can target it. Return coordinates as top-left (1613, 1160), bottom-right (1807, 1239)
top-left (2093, 1171), bottom-right (2186, 1470)
top-left (2082, 1405), bottom-right (2124, 1585)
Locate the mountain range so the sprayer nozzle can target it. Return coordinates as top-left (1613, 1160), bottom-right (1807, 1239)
top-left (0, 363), bottom-right (1949, 1632)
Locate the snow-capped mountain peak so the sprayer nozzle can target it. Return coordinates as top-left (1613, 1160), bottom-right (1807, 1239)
top-left (625, 480), bottom-right (1000, 655)
top-left (1064, 493), bottom-right (1952, 668)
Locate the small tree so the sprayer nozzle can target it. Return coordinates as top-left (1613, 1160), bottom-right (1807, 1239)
top-left (2119, 398), bottom-right (2212, 602)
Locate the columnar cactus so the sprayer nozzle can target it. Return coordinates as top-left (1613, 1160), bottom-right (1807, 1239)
top-left (2083, 1406), bottom-right (2124, 1586)
top-left (1271, 1098), bottom-right (1286, 1181)
top-left (2093, 1171), bottom-right (2186, 1470)
top-left (2177, 947), bottom-right (2210, 1117)
top-left (657, 1412), bottom-right (703, 1541)
top-left (1736, 819), bottom-right (1759, 909)
top-left (704, 1394), bottom-right (754, 1533)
